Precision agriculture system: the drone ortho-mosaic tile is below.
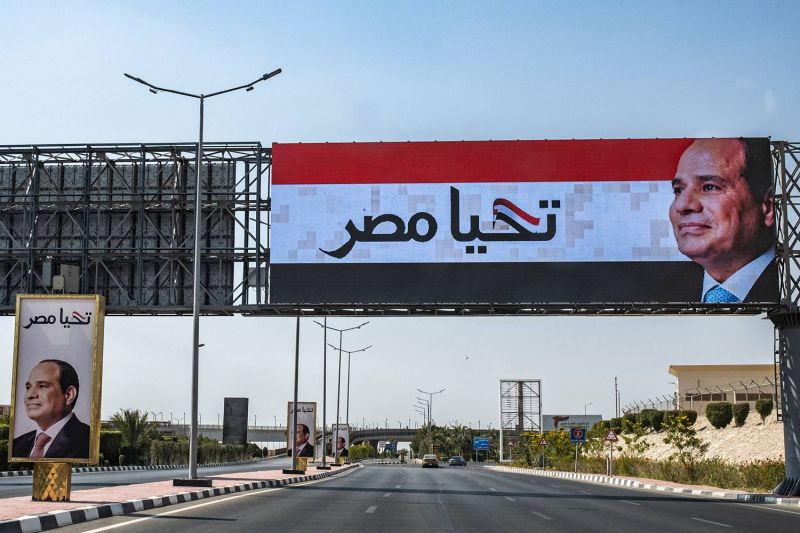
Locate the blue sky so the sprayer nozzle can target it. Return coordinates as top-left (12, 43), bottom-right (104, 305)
top-left (0, 1), bottom-right (796, 433)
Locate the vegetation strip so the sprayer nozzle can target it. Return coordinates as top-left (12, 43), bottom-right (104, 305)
top-left (0, 459), bottom-right (267, 478)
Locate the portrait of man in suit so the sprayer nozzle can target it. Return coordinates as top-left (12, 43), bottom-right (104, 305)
top-left (669, 138), bottom-right (777, 303)
top-left (336, 436), bottom-right (349, 458)
top-left (12, 359), bottom-right (90, 459)
top-left (293, 423), bottom-right (314, 458)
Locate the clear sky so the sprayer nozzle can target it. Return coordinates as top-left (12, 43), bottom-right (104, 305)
top-left (0, 1), bottom-right (796, 431)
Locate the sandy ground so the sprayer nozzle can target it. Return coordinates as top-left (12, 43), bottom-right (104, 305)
top-left (613, 412), bottom-right (783, 463)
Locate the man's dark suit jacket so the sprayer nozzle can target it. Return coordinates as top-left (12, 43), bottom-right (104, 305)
top-left (12, 414), bottom-right (91, 459)
top-left (288, 442), bottom-right (314, 457)
top-left (337, 447), bottom-right (349, 457)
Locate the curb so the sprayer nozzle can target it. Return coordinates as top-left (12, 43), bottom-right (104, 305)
top-left (487, 466), bottom-right (800, 506)
top-left (0, 464), bottom-right (359, 533)
top-left (0, 458), bottom-right (269, 478)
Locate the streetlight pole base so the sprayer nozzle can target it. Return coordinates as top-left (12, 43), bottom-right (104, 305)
top-left (317, 465), bottom-right (331, 470)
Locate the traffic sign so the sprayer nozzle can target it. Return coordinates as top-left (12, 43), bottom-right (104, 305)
top-left (473, 437), bottom-right (490, 451)
top-left (539, 437), bottom-right (549, 446)
top-left (604, 428), bottom-right (619, 442)
top-left (569, 427), bottom-right (586, 444)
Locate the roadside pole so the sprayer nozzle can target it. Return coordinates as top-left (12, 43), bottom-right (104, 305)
top-left (574, 444), bottom-right (578, 473)
top-left (604, 428), bottom-right (619, 477)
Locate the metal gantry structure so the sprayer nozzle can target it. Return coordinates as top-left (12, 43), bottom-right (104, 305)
top-left (0, 143), bottom-right (271, 314)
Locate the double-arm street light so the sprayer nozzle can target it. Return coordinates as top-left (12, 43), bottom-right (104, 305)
top-left (125, 68), bottom-right (282, 484)
top-left (417, 388), bottom-right (444, 453)
top-left (584, 402), bottom-right (593, 416)
top-left (327, 343), bottom-right (372, 438)
top-left (314, 320), bottom-right (368, 464)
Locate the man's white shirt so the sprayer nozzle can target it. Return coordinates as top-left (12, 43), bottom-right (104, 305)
top-left (32, 412), bottom-right (74, 456)
top-left (702, 248), bottom-right (775, 302)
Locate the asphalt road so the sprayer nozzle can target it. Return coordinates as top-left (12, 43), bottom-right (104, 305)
top-left (54, 463), bottom-right (800, 532)
top-left (0, 457), bottom-right (291, 499)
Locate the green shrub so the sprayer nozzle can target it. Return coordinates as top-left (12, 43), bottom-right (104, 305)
top-left (609, 417), bottom-right (623, 433)
top-left (349, 443), bottom-right (374, 461)
top-left (732, 403), bottom-right (750, 427)
top-left (651, 411), bottom-right (665, 432)
top-left (705, 402), bottom-right (733, 429)
top-left (755, 399), bottom-right (774, 423)
top-left (100, 431), bottom-right (123, 464)
top-left (637, 409), bottom-right (657, 429)
top-left (662, 410), bottom-right (678, 425)
top-left (678, 410), bottom-right (698, 425)
top-left (0, 440), bottom-right (7, 471)
top-left (622, 413), bottom-right (637, 432)
top-left (0, 423), bottom-right (8, 440)
top-left (592, 420), bottom-right (610, 432)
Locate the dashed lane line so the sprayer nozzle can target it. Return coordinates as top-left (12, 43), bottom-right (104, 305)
top-left (78, 467), bottom-right (360, 532)
top-left (620, 500), bottom-right (641, 506)
top-left (532, 511), bottom-right (553, 520)
top-left (488, 487), bottom-right (497, 492)
top-left (691, 518), bottom-right (731, 528)
top-left (505, 496), bottom-right (516, 502)
top-left (578, 490), bottom-right (592, 495)
top-left (383, 492), bottom-right (392, 497)
top-left (366, 505), bottom-right (378, 514)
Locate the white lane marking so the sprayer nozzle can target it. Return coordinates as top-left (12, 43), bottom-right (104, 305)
top-left (532, 511), bottom-right (553, 520)
top-left (395, 484), bottom-right (402, 488)
top-left (365, 505), bottom-right (378, 514)
top-left (578, 490), bottom-right (592, 495)
top-left (488, 487), bottom-right (497, 492)
top-left (739, 502), bottom-right (800, 516)
top-left (383, 492), bottom-right (392, 497)
top-left (691, 518), bottom-right (732, 528)
top-left (620, 500), bottom-right (641, 506)
top-left (505, 496), bottom-right (516, 502)
top-left (551, 484), bottom-right (560, 488)
top-left (79, 468), bottom-right (359, 532)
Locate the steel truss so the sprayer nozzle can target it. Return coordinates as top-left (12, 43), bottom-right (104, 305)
top-left (0, 143), bottom-right (270, 314)
top-left (499, 379), bottom-right (542, 462)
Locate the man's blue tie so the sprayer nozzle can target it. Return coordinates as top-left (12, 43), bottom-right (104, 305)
top-left (703, 285), bottom-right (740, 303)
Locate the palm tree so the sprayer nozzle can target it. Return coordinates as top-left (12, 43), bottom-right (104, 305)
top-left (110, 409), bottom-right (156, 464)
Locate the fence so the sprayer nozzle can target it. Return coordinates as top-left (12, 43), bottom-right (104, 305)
top-left (623, 376), bottom-right (779, 415)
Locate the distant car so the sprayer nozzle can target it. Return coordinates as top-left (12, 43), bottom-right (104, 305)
top-left (448, 456), bottom-right (466, 466)
top-left (421, 454), bottom-right (439, 468)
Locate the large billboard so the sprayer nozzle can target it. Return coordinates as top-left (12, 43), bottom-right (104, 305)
top-left (271, 138), bottom-right (777, 305)
top-left (9, 295), bottom-right (105, 464)
top-left (222, 397), bottom-right (249, 445)
top-left (542, 414), bottom-right (603, 432)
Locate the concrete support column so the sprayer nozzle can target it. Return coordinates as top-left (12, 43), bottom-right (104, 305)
top-left (770, 310), bottom-right (800, 496)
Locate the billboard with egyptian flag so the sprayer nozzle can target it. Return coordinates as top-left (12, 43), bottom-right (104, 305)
top-left (270, 138), bottom-right (777, 305)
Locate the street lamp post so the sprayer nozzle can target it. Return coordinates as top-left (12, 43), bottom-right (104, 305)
top-left (328, 343), bottom-right (371, 443)
top-left (417, 388), bottom-right (445, 453)
top-left (314, 321), bottom-right (368, 464)
top-left (125, 68), bottom-right (281, 485)
top-left (584, 402), bottom-right (593, 416)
